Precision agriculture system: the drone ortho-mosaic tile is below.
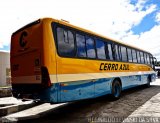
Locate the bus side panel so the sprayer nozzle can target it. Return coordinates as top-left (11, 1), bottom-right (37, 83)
top-left (34, 83), bottom-right (59, 103)
top-left (56, 56), bottom-right (156, 102)
top-left (94, 78), bottom-right (112, 98)
top-left (121, 75), bottom-right (140, 90)
top-left (56, 57), bottom-right (97, 102)
top-left (58, 80), bottom-right (95, 102)
top-left (121, 73), bottom-right (156, 90)
top-left (41, 19), bottom-right (58, 102)
top-left (42, 19), bottom-right (57, 82)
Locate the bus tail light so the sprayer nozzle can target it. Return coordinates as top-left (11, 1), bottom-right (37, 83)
top-left (41, 66), bottom-right (51, 87)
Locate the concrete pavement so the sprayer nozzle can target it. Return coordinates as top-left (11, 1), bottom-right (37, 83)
top-left (1, 103), bottom-right (67, 123)
top-left (0, 97), bottom-right (22, 106)
top-left (123, 79), bottom-right (160, 123)
top-left (0, 97), bottom-right (37, 117)
top-left (1, 80), bottom-right (160, 123)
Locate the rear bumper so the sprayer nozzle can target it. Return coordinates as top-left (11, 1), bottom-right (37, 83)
top-left (12, 84), bottom-right (43, 101)
top-left (12, 84), bottom-right (44, 93)
top-left (11, 83), bottom-right (58, 103)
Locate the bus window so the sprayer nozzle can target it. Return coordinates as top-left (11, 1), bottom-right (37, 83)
top-left (86, 36), bottom-right (96, 59)
top-left (118, 46), bottom-right (122, 61)
top-left (144, 53), bottom-right (147, 64)
top-left (149, 55), bottom-right (152, 65)
top-left (121, 46), bottom-right (127, 62)
top-left (132, 49), bottom-right (137, 63)
top-left (96, 39), bottom-right (106, 59)
top-left (76, 34), bottom-right (87, 58)
top-left (137, 51), bottom-right (141, 63)
top-left (150, 55), bottom-right (154, 64)
top-left (147, 54), bottom-right (150, 64)
top-left (115, 44), bottom-right (120, 61)
top-left (140, 52), bottom-right (144, 63)
top-left (107, 43), bottom-right (113, 60)
top-left (57, 27), bottom-right (75, 57)
top-left (127, 48), bottom-right (132, 62)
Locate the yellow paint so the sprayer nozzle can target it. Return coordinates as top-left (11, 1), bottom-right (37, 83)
top-left (11, 18), bottom-right (154, 85)
top-left (56, 56), bottom-right (153, 74)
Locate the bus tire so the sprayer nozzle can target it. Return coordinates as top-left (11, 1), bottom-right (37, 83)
top-left (111, 79), bottom-right (122, 100)
top-left (146, 76), bottom-right (151, 88)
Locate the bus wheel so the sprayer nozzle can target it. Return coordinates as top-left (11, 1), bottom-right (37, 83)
top-left (146, 76), bottom-right (151, 88)
top-left (111, 79), bottom-right (122, 100)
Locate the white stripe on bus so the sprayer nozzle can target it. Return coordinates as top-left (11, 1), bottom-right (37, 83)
top-left (12, 71), bottom-right (155, 84)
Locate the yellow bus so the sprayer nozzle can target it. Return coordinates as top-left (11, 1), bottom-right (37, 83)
top-left (11, 18), bottom-right (156, 103)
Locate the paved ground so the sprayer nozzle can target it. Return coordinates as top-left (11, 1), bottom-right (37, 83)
top-left (0, 97), bottom-right (22, 106)
top-left (123, 93), bottom-right (160, 123)
top-left (2, 103), bottom-right (67, 122)
top-left (20, 79), bottom-right (160, 123)
top-left (123, 80), bottom-right (160, 123)
top-left (1, 79), bottom-right (160, 123)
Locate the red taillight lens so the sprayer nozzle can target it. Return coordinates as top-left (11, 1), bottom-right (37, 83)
top-left (41, 66), bottom-right (51, 87)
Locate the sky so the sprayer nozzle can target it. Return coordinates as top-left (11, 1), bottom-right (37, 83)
top-left (0, 0), bottom-right (160, 60)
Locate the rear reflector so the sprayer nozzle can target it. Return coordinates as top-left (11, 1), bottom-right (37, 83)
top-left (41, 66), bottom-right (51, 87)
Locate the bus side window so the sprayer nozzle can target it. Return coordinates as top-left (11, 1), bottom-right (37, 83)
top-left (111, 44), bottom-right (116, 60)
top-left (140, 52), bottom-right (144, 63)
top-left (144, 53), bottom-right (147, 64)
top-left (127, 48), bottom-right (133, 62)
top-left (121, 46), bottom-right (128, 62)
top-left (146, 53), bottom-right (149, 64)
top-left (149, 55), bottom-right (152, 65)
top-left (56, 27), bottom-right (75, 57)
top-left (96, 39), bottom-right (106, 59)
top-left (118, 45), bottom-right (122, 61)
top-left (132, 49), bottom-right (137, 63)
top-left (150, 55), bottom-right (154, 64)
top-left (107, 43), bottom-right (113, 60)
top-left (115, 44), bottom-right (120, 61)
top-left (86, 36), bottom-right (96, 59)
top-left (147, 54), bottom-right (150, 64)
top-left (137, 51), bottom-right (141, 63)
top-left (76, 34), bottom-right (87, 58)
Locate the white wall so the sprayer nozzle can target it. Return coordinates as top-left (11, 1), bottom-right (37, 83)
top-left (0, 51), bottom-right (10, 86)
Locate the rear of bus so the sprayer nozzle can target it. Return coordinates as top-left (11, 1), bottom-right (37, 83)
top-left (11, 18), bottom-right (57, 102)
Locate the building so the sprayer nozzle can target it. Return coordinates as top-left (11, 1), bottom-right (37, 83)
top-left (0, 51), bottom-right (10, 86)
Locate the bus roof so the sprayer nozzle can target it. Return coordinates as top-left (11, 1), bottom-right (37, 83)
top-left (49, 18), bottom-right (151, 54)
top-left (13, 17), bottom-right (151, 54)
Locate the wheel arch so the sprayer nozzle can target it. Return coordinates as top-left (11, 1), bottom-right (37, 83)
top-left (110, 77), bottom-right (122, 92)
top-left (112, 77), bottom-right (122, 86)
top-left (110, 77), bottom-right (122, 99)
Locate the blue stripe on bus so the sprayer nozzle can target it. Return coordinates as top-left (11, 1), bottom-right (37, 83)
top-left (60, 78), bottom-right (111, 90)
top-left (60, 81), bottom-right (94, 90)
top-left (37, 73), bottom-right (156, 103)
top-left (59, 78), bottom-right (112, 102)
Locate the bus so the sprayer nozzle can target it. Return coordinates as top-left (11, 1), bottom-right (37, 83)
top-left (11, 18), bottom-right (156, 103)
